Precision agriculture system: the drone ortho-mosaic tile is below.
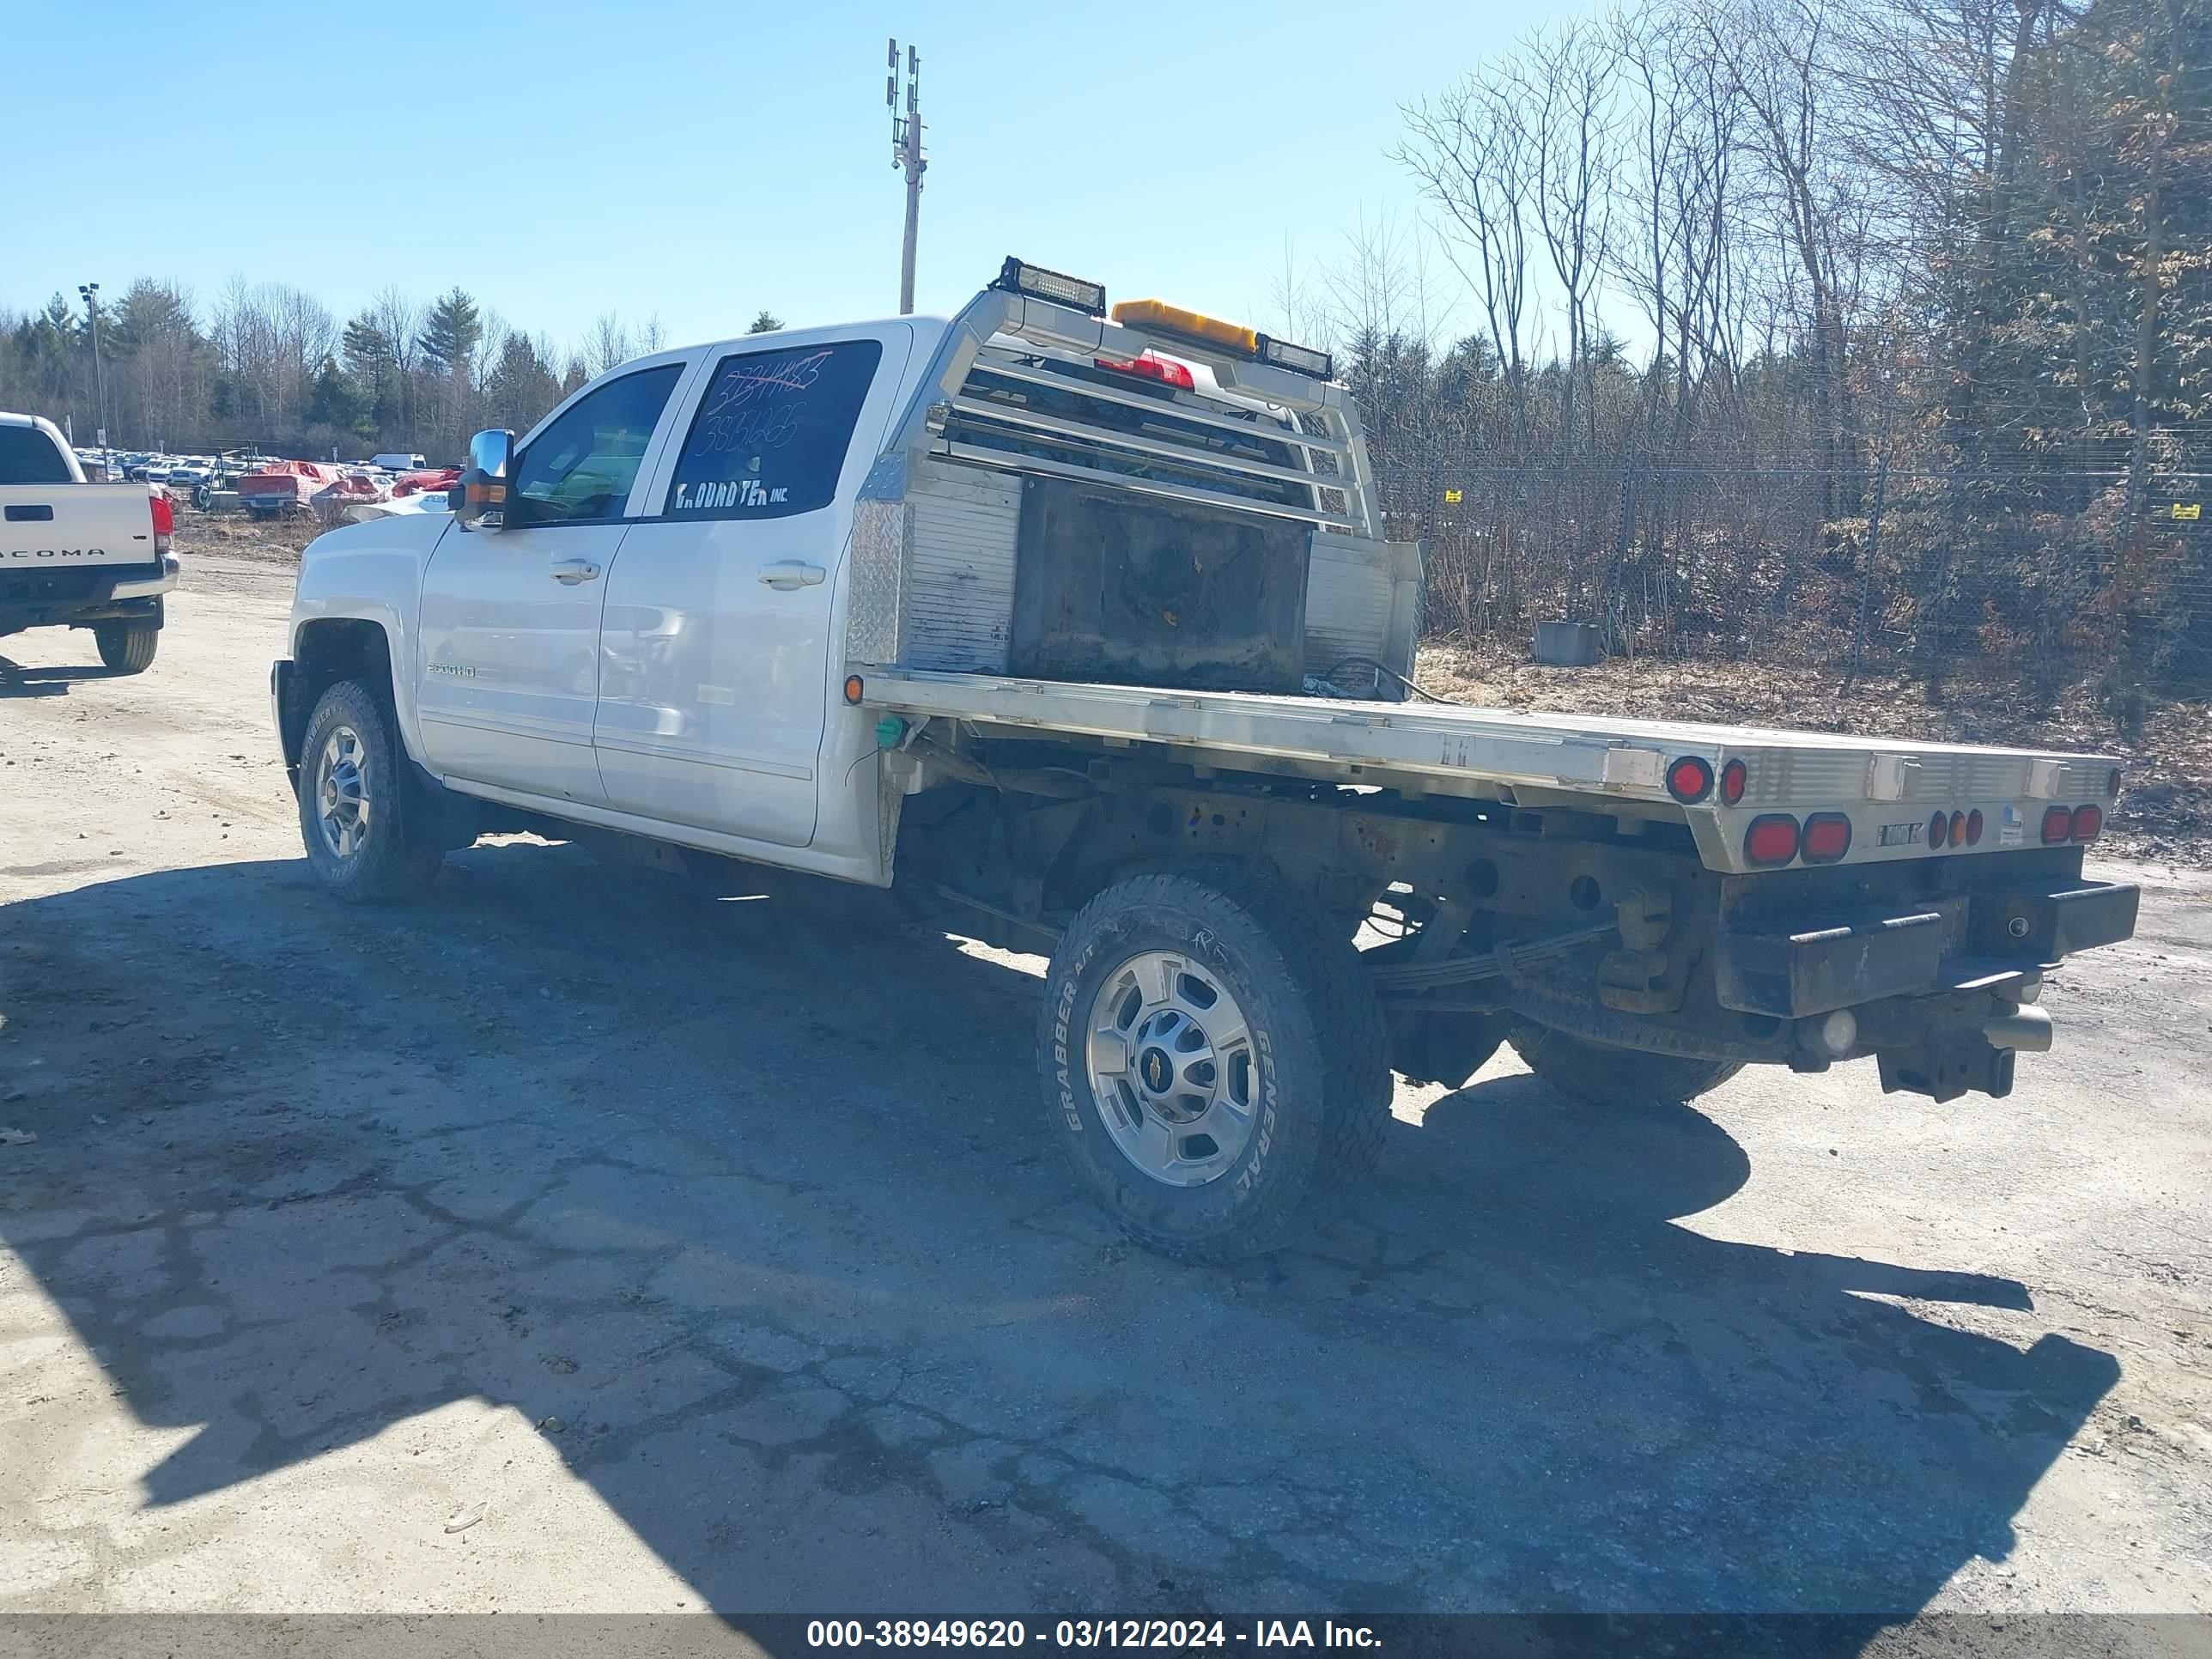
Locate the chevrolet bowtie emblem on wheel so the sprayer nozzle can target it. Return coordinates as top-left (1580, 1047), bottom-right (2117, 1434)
top-left (1140, 1048), bottom-right (1171, 1093)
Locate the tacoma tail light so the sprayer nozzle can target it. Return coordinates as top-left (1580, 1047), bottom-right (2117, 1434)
top-left (2071, 804), bottom-right (2103, 842)
top-left (149, 491), bottom-right (174, 556)
top-left (2041, 805), bottom-right (2075, 844)
top-left (1744, 815), bottom-right (1800, 866)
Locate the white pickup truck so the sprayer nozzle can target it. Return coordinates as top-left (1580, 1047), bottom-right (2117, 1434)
top-left (272, 259), bottom-right (2140, 1259)
top-left (2, 411), bottom-right (179, 672)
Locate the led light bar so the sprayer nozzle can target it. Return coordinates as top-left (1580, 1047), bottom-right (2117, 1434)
top-left (994, 257), bottom-right (1106, 317)
top-left (1257, 334), bottom-right (1334, 380)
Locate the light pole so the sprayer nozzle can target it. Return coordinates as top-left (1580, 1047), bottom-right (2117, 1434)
top-left (77, 283), bottom-right (109, 451)
top-left (886, 38), bottom-right (926, 316)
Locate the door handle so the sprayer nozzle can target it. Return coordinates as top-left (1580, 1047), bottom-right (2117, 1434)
top-left (757, 560), bottom-right (825, 590)
top-left (550, 557), bottom-right (602, 585)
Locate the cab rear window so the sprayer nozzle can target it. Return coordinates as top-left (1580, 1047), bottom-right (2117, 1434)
top-left (665, 339), bottom-right (883, 521)
top-left (0, 426), bottom-right (75, 485)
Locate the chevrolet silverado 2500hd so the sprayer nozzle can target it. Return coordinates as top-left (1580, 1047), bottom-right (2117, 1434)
top-left (272, 258), bottom-right (2140, 1259)
top-left (2, 411), bottom-right (179, 672)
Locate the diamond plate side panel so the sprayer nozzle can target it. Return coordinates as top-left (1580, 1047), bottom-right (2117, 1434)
top-left (845, 500), bottom-right (908, 665)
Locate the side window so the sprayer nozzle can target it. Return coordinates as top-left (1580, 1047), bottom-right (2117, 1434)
top-left (665, 339), bottom-right (884, 520)
top-left (510, 364), bottom-right (684, 526)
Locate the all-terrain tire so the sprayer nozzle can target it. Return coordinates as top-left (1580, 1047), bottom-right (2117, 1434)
top-left (1510, 1024), bottom-right (1742, 1107)
top-left (296, 678), bottom-right (445, 902)
top-left (1040, 864), bottom-right (1393, 1261)
top-left (94, 622), bottom-right (160, 674)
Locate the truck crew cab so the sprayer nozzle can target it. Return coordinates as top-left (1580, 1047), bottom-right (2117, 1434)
top-left (2, 411), bottom-right (179, 672)
top-left (272, 259), bottom-right (2140, 1260)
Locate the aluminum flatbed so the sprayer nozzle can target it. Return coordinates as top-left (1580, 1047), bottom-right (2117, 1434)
top-left (856, 665), bottom-right (2124, 877)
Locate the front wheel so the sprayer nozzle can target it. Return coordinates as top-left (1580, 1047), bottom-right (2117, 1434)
top-left (1510, 1024), bottom-right (1741, 1107)
top-left (296, 678), bottom-right (445, 902)
top-left (94, 621), bottom-right (160, 674)
top-left (1040, 866), bottom-right (1391, 1261)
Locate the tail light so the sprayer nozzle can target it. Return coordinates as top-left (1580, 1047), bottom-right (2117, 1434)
top-left (1964, 809), bottom-right (1984, 846)
top-left (1948, 810), bottom-right (1967, 848)
top-left (149, 490), bottom-right (175, 556)
top-left (1802, 812), bottom-right (1852, 863)
top-left (2106, 767), bottom-right (2123, 797)
top-left (2071, 804), bottom-right (2103, 842)
top-left (2040, 805), bottom-right (2074, 844)
top-left (1719, 759), bottom-right (1747, 805)
top-left (1666, 756), bottom-right (1714, 804)
top-left (1744, 814), bottom-right (1800, 866)
top-left (1929, 810), bottom-right (1950, 849)
top-left (1095, 351), bottom-right (1196, 392)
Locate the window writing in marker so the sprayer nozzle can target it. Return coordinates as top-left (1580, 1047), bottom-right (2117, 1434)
top-left (665, 338), bottom-right (883, 521)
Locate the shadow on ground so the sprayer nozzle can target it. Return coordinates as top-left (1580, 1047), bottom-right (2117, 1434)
top-left (0, 650), bottom-right (125, 696)
top-left (0, 842), bottom-right (2118, 1637)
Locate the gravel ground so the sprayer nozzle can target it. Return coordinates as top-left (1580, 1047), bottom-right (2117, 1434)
top-left (1, 547), bottom-right (2208, 1639)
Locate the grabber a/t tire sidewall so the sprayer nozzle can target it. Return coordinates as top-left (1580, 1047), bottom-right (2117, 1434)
top-left (1040, 866), bottom-right (1391, 1261)
top-left (296, 678), bottom-right (444, 902)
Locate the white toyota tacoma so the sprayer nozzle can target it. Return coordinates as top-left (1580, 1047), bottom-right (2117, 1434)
top-left (272, 259), bottom-right (2140, 1259)
top-left (2, 411), bottom-right (179, 672)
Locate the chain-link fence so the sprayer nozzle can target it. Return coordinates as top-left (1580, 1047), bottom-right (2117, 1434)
top-left (1382, 463), bottom-right (2212, 696)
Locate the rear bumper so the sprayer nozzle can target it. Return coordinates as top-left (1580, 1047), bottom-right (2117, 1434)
top-left (0, 555), bottom-right (177, 632)
top-left (1714, 878), bottom-right (2140, 1018)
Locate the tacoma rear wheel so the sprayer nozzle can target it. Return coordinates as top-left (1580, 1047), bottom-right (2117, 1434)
top-left (94, 621), bottom-right (160, 674)
top-left (296, 678), bottom-right (445, 902)
top-left (1040, 866), bottom-right (1391, 1261)
top-left (1510, 1024), bottom-right (1741, 1107)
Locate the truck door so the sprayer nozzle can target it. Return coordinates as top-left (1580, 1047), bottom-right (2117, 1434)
top-left (592, 326), bottom-right (910, 847)
top-left (415, 360), bottom-right (692, 805)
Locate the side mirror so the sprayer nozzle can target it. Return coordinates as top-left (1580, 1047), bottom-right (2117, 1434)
top-left (455, 428), bottom-right (514, 532)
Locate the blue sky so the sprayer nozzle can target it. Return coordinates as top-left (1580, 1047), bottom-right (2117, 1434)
top-left (12, 0), bottom-right (1576, 355)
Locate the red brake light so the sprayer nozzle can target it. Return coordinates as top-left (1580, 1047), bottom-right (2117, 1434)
top-left (2071, 804), bottom-right (2102, 842)
top-left (1744, 815), bottom-right (1800, 866)
top-left (1802, 813), bottom-right (1852, 864)
top-left (1964, 809), bottom-right (1984, 846)
top-left (1667, 756), bottom-right (1714, 804)
top-left (2040, 805), bottom-right (2074, 844)
top-left (1929, 810), bottom-right (1950, 849)
top-left (149, 490), bottom-right (174, 554)
top-left (1094, 351), bottom-right (1196, 392)
top-left (1719, 759), bottom-right (1747, 805)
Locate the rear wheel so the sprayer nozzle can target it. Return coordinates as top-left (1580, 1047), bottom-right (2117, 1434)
top-left (1510, 1024), bottom-right (1741, 1107)
top-left (296, 678), bottom-right (445, 902)
top-left (94, 621), bottom-right (160, 674)
top-left (1040, 866), bottom-right (1391, 1261)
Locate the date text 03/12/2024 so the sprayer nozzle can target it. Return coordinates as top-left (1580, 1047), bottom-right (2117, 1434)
top-left (805, 1620), bottom-right (1382, 1650)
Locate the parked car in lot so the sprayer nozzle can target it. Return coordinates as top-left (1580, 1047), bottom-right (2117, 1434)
top-left (2, 410), bottom-right (179, 672)
top-left (270, 258), bottom-right (2141, 1260)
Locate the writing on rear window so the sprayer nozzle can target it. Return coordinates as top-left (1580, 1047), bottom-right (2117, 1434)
top-left (665, 339), bottom-right (882, 521)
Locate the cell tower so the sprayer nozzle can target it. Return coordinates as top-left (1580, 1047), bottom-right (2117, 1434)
top-left (887, 37), bottom-right (926, 317)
